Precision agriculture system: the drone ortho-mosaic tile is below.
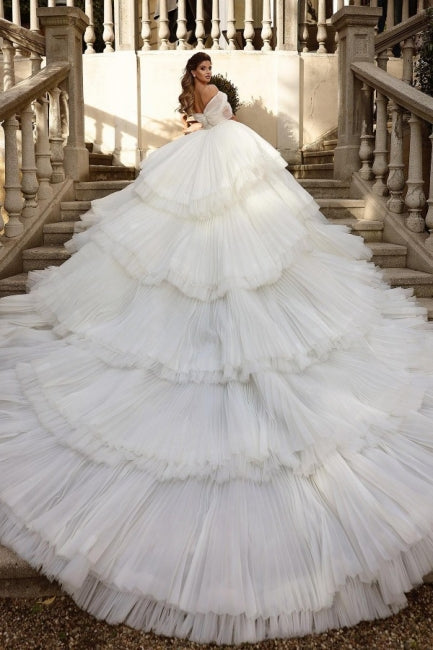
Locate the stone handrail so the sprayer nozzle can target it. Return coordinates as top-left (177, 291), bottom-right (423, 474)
top-left (0, 63), bottom-right (70, 123)
top-left (374, 10), bottom-right (429, 53)
top-left (351, 61), bottom-right (433, 124)
top-left (333, 5), bottom-right (433, 249)
top-left (0, 17), bottom-right (45, 55)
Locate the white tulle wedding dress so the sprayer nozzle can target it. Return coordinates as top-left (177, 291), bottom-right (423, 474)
top-left (1, 90), bottom-right (433, 645)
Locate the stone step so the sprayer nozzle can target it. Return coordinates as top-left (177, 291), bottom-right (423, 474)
top-left (60, 200), bottom-right (91, 221)
top-left (323, 138), bottom-right (338, 150)
top-left (302, 150), bottom-right (334, 165)
top-left (317, 198), bottom-right (365, 220)
top-left (43, 221), bottom-right (76, 245)
top-left (381, 267), bottom-right (433, 298)
top-left (0, 273), bottom-right (28, 298)
top-left (288, 163), bottom-right (334, 179)
top-left (366, 242), bottom-right (407, 268)
top-left (297, 178), bottom-right (351, 198)
top-left (22, 246), bottom-right (70, 272)
top-left (0, 546), bottom-right (59, 598)
top-left (328, 217), bottom-right (384, 242)
top-left (89, 152), bottom-right (113, 166)
top-left (74, 180), bottom-right (132, 200)
top-left (418, 297), bottom-right (433, 320)
top-left (89, 165), bottom-right (136, 182)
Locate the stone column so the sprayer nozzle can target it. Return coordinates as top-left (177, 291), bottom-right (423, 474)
top-left (38, 6), bottom-right (89, 181)
top-left (331, 6), bottom-right (382, 180)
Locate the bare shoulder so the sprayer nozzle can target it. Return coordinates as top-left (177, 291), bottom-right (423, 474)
top-left (207, 84), bottom-right (219, 96)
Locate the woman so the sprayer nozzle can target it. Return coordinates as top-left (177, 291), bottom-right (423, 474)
top-left (1, 52), bottom-right (433, 645)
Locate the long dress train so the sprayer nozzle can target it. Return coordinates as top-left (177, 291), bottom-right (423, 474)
top-left (1, 91), bottom-right (433, 645)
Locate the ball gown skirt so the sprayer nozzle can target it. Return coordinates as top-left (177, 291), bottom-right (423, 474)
top-left (1, 91), bottom-right (433, 645)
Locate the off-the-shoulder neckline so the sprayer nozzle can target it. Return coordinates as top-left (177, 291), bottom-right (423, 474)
top-left (193, 90), bottom-right (223, 116)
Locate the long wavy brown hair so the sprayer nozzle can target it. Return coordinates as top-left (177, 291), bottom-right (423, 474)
top-left (178, 52), bottom-right (212, 116)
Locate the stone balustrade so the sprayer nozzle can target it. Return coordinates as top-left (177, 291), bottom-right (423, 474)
top-left (333, 6), bottom-right (433, 249)
top-left (2, 1), bottom-right (429, 54)
top-left (0, 8), bottom-right (89, 241)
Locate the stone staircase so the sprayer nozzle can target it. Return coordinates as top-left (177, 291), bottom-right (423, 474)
top-left (0, 148), bottom-right (134, 298)
top-left (293, 156), bottom-right (433, 320)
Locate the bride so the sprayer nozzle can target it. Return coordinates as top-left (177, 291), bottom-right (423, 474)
top-left (1, 51), bottom-right (433, 645)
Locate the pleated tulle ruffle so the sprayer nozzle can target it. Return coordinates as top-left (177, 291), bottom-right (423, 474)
top-left (1, 111), bottom-right (433, 644)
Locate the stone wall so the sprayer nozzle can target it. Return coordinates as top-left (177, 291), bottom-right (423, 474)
top-left (83, 50), bottom-right (340, 167)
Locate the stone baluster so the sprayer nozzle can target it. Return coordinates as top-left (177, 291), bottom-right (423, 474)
top-left (334, 0), bottom-right (344, 52)
top-left (176, 0), bottom-right (187, 50)
top-left (387, 101), bottom-right (405, 213)
top-left (425, 130), bottom-right (433, 249)
top-left (371, 51), bottom-right (389, 195)
top-left (401, 37), bottom-right (415, 85)
top-left (12, 0), bottom-right (21, 27)
top-left (30, 0), bottom-right (39, 31)
top-left (30, 0), bottom-right (42, 78)
top-left (211, 0), bottom-right (220, 50)
top-left (358, 83), bottom-right (375, 181)
top-left (0, 1), bottom-right (4, 18)
top-left (244, 0), bottom-right (255, 51)
top-left (20, 103), bottom-right (39, 219)
top-left (226, 0), bottom-right (236, 51)
top-left (261, 0), bottom-right (272, 52)
top-left (386, 0), bottom-right (394, 54)
top-left (405, 113), bottom-right (426, 232)
top-left (67, 1), bottom-right (75, 6)
top-left (48, 88), bottom-right (66, 184)
top-left (195, 0), bottom-right (205, 49)
top-left (418, 0), bottom-right (424, 12)
top-left (141, 0), bottom-right (151, 51)
top-left (2, 39), bottom-right (23, 238)
top-left (103, 0), bottom-right (115, 52)
top-left (402, 0), bottom-right (409, 22)
top-left (299, 0), bottom-right (309, 53)
top-left (84, 0), bottom-right (96, 54)
top-left (158, 0), bottom-right (170, 50)
top-left (34, 96), bottom-right (53, 201)
top-left (12, 0), bottom-right (25, 56)
top-left (317, 0), bottom-right (327, 53)
top-left (47, 1), bottom-right (56, 7)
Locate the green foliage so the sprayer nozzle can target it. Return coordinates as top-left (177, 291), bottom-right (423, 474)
top-left (414, 7), bottom-right (433, 97)
top-left (210, 74), bottom-right (241, 114)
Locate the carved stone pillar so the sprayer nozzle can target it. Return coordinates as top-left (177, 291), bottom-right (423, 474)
top-left (331, 6), bottom-right (382, 180)
top-left (38, 7), bottom-right (89, 181)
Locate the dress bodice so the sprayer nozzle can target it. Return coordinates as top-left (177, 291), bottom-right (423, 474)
top-left (192, 91), bottom-right (233, 129)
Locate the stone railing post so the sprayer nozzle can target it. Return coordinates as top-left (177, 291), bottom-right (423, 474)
top-left (38, 6), bottom-right (89, 181)
top-left (331, 6), bottom-right (382, 180)
top-left (114, 0), bottom-right (140, 51)
top-left (275, 0), bottom-right (298, 51)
